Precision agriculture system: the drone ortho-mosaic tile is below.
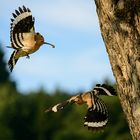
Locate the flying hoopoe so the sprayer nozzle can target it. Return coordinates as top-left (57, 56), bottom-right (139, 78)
top-left (45, 84), bottom-right (116, 131)
top-left (8, 6), bottom-right (55, 72)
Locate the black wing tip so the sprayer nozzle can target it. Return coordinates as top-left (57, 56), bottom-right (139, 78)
top-left (15, 10), bottom-right (20, 15)
top-left (18, 6), bottom-right (23, 13)
top-left (11, 18), bottom-right (14, 22)
top-left (12, 13), bottom-right (17, 18)
top-left (102, 84), bottom-right (117, 96)
top-left (22, 5), bottom-right (26, 9)
top-left (11, 5), bottom-right (34, 33)
top-left (27, 8), bottom-right (31, 12)
top-left (18, 5), bottom-right (29, 13)
top-left (12, 5), bottom-right (31, 19)
top-left (95, 84), bottom-right (117, 96)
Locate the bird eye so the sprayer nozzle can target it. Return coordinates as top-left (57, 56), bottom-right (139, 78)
top-left (36, 32), bottom-right (39, 35)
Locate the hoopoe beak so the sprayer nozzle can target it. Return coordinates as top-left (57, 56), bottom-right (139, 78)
top-left (44, 42), bottom-right (55, 48)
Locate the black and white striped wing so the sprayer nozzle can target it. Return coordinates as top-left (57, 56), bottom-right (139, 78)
top-left (10, 6), bottom-right (35, 49)
top-left (93, 84), bottom-right (116, 96)
top-left (84, 96), bottom-right (108, 130)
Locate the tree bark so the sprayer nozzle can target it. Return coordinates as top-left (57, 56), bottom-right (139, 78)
top-left (95, 0), bottom-right (140, 139)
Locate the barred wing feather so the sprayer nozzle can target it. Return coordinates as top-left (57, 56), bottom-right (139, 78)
top-left (84, 96), bottom-right (108, 130)
top-left (10, 6), bottom-right (35, 49)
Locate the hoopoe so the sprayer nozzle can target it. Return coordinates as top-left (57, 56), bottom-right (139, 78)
top-left (8, 6), bottom-right (55, 72)
top-left (45, 84), bottom-right (116, 131)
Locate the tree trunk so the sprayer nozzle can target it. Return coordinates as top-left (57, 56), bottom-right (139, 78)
top-left (94, 0), bottom-right (140, 139)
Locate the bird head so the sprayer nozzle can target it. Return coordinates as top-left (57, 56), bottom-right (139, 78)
top-left (35, 32), bottom-right (55, 48)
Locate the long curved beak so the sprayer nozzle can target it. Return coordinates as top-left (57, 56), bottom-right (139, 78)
top-left (44, 42), bottom-right (55, 48)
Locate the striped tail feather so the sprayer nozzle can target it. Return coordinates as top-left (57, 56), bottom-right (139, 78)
top-left (84, 96), bottom-right (108, 131)
top-left (8, 50), bottom-right (19, 72)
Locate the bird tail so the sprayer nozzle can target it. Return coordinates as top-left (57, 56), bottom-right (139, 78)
top-left (8, 50), bottom-right (19, 72)
top-left (84, 96), bottom-right (108, 131)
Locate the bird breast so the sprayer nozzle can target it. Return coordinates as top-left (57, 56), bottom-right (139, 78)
top-left (22, 33), bottom-right (40, 54)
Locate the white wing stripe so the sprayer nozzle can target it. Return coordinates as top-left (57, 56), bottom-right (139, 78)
top-left (11, 35), bottom-right (20, 49)
top-left (95, 86), bottom-right (113, 96)
top-left (15, 33), bottom-right (24, 48)
top-left (84, 120), bottom-right (108, 127)
top-left (11, 12), bottom-right (32, 29)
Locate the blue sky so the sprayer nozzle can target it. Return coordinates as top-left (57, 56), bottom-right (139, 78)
top-left (0, 0), bottom-right (114, 93)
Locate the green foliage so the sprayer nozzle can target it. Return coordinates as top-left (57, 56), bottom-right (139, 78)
top-left (0, 43), bottom-right (131, 140)
top-left (0, 45), bottom-right (16, 88)
top-left (0, 45), bottom-right (10, 84)
top-left (0, 86), bottom-right (131, 140)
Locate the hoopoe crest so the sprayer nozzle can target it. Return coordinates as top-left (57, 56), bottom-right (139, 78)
top-left (8, 6), bottom-right (55, 72)
top-left (45, 84), bottom-right (116, 131)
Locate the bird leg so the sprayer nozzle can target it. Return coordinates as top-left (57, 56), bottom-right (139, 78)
top-left (26, 54), bottom-right (30, 59)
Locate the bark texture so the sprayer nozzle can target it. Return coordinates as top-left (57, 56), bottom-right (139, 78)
top-left (95, 0), bottom-right (140, 139)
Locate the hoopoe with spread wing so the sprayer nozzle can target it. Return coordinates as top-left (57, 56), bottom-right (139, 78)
top-left (8, 6), bottom-right (55, 72)
top-left (45, 84), bottom-right (116, 131)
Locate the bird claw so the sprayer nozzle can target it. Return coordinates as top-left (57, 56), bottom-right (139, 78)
top-left (26, 55), bottom-right (30, 59)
